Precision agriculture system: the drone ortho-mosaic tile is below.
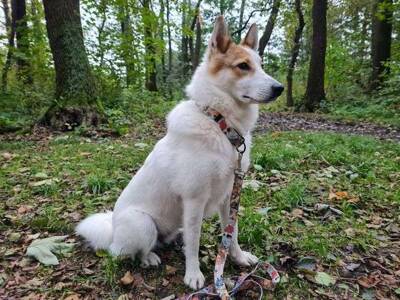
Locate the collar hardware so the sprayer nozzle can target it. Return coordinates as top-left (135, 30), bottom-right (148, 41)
top-left (202, 106), bottom-right (246, 153)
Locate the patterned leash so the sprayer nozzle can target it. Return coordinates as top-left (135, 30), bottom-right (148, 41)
top-left (177, 106), bottom-right (280, 299)
top-left (179, 148), bottom-right (280, 300)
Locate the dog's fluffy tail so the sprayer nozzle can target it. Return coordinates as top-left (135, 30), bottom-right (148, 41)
top-left (76, 211), bottom-right (113, 250)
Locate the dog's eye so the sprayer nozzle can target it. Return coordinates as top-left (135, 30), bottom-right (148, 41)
top-left (237, 62), bottom-right (250, 71)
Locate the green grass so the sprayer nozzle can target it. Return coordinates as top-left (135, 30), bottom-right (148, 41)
top-left (1, 131), bottom-right (399, 299)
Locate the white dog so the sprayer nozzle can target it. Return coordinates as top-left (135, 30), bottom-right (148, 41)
top-left (76, 16), bottom-right (284, 290)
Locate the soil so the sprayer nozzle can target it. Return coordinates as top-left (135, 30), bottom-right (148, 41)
top-left (256, 112), bottom-right (400, 142)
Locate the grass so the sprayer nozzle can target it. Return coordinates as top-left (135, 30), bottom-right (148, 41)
top-left (1, 131), bottom-right (399, 299)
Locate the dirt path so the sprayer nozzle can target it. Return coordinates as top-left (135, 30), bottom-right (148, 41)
top-left (256, 112), bottom-right (400, 142)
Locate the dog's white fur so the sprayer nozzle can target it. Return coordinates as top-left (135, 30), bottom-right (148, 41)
top-left (76, 17), bottom-right (283, 290)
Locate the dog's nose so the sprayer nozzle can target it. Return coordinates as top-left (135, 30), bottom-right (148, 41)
top-left (272, 84), bottom-right (284, 98)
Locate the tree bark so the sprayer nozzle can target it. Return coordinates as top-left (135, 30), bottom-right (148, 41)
top-left (181, 0), bottom-right (190, 77)
top-left (120, 3), bottom-right (135, 86)
top-left (192, 14), bottom-right (202, 71)
top-left (303, 0), bottom-right (327, 112)
top-left (258, 0), bottom-right (281, 57)
top-left (42, 0), bottom-right (100, 129)
top-left (370, 0), bottom-right (393, 91)
top-left (286, 0), bottom-right (304, 107)
top-left (166, 0), bottom-right (172, 75)
top-left (188, 0), bottom-right (202, 72)
top-left (159, 0), bottom-right (166, 83)
top-left (12, 0), bottom-right (30, 77)
top-left (237, 0), bottom-right (246, 43)
top-left (1, 0), bottom-right (15, 91)
top-left (142, 0), bottom-right (158, 91)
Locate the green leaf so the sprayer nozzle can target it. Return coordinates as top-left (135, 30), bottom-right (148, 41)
top-left (254, 164), bottom-right (263, 171)
top-left (296, 256), bottom-right (317, 271)
top-left (314, 272), bottom-right (336, 286)
top-left (26, 236), bottom-right (74, 265)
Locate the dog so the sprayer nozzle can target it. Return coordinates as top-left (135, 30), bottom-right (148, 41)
top-left (76, 16), bottom-right (284, 290)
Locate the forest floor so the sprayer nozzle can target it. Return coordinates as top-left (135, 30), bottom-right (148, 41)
top-left (257, 112), bottom-right (400, 142)
top-left (1, 114), bottom-right (400, 300)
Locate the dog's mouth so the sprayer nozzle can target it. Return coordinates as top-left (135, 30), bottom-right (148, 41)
top-left (243, 95), bottom-right (278, 104)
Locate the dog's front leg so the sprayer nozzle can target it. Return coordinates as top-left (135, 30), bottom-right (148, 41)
top-left (219, 198), bottom-right (258, 266)
top-left (183, 200), bottom-right (205, 290)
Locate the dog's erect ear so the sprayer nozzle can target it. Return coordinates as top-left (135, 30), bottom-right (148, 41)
top-left (209, 16), bottom-right (231, 54)
top-left (241, 23), bottom-right (258, 51)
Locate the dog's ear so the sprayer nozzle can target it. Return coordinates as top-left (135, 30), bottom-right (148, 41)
top-left (241, 23), bottom-right (258, 51)
top-left (209, 16), bottom-right (231, 54)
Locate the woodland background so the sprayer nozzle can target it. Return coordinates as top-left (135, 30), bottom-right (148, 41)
top-left (1, 1), bottom-right (400, 299)
top-left (0, 0), bottom-right (399, 132)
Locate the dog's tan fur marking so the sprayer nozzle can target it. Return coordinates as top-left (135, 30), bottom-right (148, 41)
top-left (208, 43), bottom-right (255, 77)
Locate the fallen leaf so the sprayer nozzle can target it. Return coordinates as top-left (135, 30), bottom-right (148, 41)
top-left (162, 278), bottom-right (169, 286)
top-left (29, 178), bottom-right (58, 187)
top-left (357, 274), bottom-right (380, 288)
top-left (315, 272), bottom-right (336, 286)
top-left (345, 228), bottom-right (355, 237)
top-left (257, 207), bottom-right (272, 216)
top-left (2, 152), bottom-right (13, 160)
top-left (120, 271), bottom-right (134, 285)
top-left (33, 172), bottom-right (48, 179)
top-left (243, 179), bottom-right (263, 191)
top-left (64, 294), bottom-right (80, 300)
top-left (291, 208), bottom-right (303, 218)
top-left (26, 235), bottom-right (74, 265)
top-left (253, 164), bottom-right (263, 171)
top-left (135, 142), bottom-right (148, 149)
top-left (345, 263), bottom-right (360, 272)
top-left (165, 265), bottom-right (177, 275)
top-left (161, 295), bottom-right (175, 300)
top-left (295, 256), bottom-right (317, 271)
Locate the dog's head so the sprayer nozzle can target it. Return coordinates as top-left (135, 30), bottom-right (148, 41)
top-left (206, 16), bottom-right (284, 104)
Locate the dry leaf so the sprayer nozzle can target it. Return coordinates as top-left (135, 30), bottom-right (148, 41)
top-left (165, 265), bottom-right (177, 275)
top-left (162, 278), bottom-right (169, 286)
top-left (291, 208), bottom-right (303, 218)
top-left (357, 274), bottom-right (380, 288)
top-left (120, 271), bottom-right (134, 285)
top-left (2, 152), bottom-right (13, 160)
top-left (64, 294), bottom-right (80, 300)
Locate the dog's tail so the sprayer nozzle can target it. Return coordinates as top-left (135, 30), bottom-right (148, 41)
top-left (76, 211), bottom-right (113, 250)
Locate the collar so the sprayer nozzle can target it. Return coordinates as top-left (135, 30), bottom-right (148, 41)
top-left (202, 106), bottom-right (246, 153)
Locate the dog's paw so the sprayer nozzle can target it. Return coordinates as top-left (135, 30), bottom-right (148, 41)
top-left (184, 269), bottom-right (205, 290)
top-left (231, 250), bottom-right (258, 266)
top-left (140, 252), bottom-right (161, 268)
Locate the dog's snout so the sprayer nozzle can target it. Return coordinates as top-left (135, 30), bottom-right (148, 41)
top-left (272, 84), bottom-right (284, 98)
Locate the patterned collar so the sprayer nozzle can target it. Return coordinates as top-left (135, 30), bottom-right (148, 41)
top-left (202, 106), bottom-right (246, 153)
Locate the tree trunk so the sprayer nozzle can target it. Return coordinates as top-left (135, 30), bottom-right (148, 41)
top-left (159, 0), bottom-right (166, 84)
top-left (181, 0), bottom-right (190, 77)
top-left (142, 0), bottom-right (158, 91)
top-left (188, 0), bottom-right (202, 72)
top-left (192, 15), bottom-right (202, 71)
top-left (303, 0), bottom-right (327, 112)
top-left (286, 0), bottom-right (304, 107)
top-left (258, 0), bottom-right (281, 58)
top-left (120, 3), bottom-right (135, 86)
top-left (166, 0), bottom-right (172, 75)
top-left (237, 0), bottom-right (246, 43)
top-left (42, 0), bottom-right (100, 129)
top-left (370, 0), bottom-right (393, 91)
top-left (12, 0), bottom-right (30, 79)
top-left (1, 0), bottom-right (15, 91)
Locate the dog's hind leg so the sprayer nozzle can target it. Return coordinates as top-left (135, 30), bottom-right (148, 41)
top-left (109, 209), bottom-right (160, 267)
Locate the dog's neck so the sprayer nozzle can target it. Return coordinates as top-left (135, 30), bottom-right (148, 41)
top-left (186, 63), bottom-right (259, 135)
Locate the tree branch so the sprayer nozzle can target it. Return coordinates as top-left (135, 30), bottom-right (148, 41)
top-left (231, 8), bottom-right (268, 37)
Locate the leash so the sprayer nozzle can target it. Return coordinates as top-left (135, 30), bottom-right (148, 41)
top-left (178, 106), bottom-right (280, 300)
